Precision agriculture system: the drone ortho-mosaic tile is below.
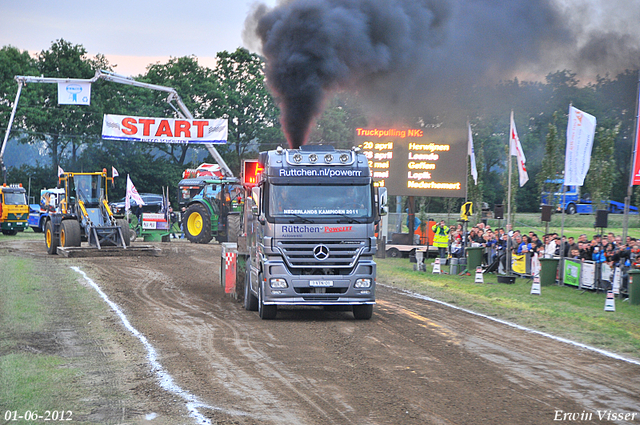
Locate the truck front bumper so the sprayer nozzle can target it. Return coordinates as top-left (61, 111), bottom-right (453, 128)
top-left (261, 259), bottom-right (376, 306)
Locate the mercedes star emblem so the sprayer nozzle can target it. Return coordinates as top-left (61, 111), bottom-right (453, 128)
top-left (313, 244), bottom-right (330, 260)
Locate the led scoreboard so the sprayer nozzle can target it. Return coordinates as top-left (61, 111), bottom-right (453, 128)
top-left (356, 127), bottom-right (467, 197)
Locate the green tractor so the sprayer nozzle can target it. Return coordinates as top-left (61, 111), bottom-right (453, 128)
top-left (178, 175), bottom-right (243, 244)
top-left (44, 170), bottom-right (130, 254)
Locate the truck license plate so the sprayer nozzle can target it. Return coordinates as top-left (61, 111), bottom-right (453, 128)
top-left (310, 280), bottom-right (333, 287)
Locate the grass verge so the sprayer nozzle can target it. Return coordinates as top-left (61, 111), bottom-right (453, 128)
top-left (0, 254), bottom-right (120, 422)
top-left (377, 257), bottom-right (640, 359)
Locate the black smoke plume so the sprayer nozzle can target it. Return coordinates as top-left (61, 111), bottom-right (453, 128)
top-left (245, 0), bottom-right (640, 148)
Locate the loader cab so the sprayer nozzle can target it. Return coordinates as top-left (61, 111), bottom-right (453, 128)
top-left (74, 174), bottom-right (103, 207)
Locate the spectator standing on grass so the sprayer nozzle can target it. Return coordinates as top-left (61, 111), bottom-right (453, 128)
top-left (431, 220), bottom-right (450, 258)
top-left (530, 234), bottom-right (543, 254)
top-left (518, 235), bottom-right (530, 254)
top-left (180, 206), bottom-right (187, 238)
top-left (543, 234), bottom-right (557, 258)
top-left (168, 206), bottom-right (178, 238)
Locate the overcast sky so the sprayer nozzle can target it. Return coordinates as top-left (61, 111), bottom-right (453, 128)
top-left (0, 0), bottom-right (276, 76)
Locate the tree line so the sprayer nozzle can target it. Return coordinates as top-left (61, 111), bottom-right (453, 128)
top-left (1, 40), bottom-right (638, 212)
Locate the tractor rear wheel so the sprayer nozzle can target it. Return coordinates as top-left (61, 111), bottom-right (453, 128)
top-left (226, 214), bottom-right (240, 243)
top-left (116, 219), bottom-right (131, 246)
top-left (60, 220), bottom-right (81, 247)
top-left (184, 203), bottom-right (213, 244)
top-left (45, 220), bottom-right (59, 255)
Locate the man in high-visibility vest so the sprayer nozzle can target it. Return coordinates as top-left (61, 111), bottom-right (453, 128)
top-left (432, 220), bottom-right (450, 258)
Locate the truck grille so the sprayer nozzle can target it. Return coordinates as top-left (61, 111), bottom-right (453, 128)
top-left (276, 240), bottom-right (366, 269)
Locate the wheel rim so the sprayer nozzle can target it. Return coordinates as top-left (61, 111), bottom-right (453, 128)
top-left (46, 228), bottom-right (52, 248)
top-left (60, 229), bottom-right (66, 246)
top-left (187, 212), bottom-right (203, 235)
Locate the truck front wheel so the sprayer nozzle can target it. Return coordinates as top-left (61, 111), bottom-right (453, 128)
top-left (244, 271), bottom-right (258, 311)
top-left (258, 275), bottom-right (277, 320)
top-left (184, 204), bottom-right (213, 244)
top-left (566, 204), bottom-right (576, 215)
top-left (352, 304), bottom-right (373, 320)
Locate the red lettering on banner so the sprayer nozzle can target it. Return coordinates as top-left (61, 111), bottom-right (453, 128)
top-left (155, 120), bottom-right (173, 137)
top-left (121, 117), bottom-right (137, 135)
top-left (193, 121), bottom-right (207, 138)
top-left (175, 120), bottom-right (190, 137)
top-left (139, 118), bottom-right (155, 136)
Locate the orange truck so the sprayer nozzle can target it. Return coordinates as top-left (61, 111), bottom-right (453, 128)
top-left (0, 183), bottom-right (29, 235)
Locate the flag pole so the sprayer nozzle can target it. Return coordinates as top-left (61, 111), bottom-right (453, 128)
top-left (623, 70), bottom-right (640, 242)
top-left (560, 104), bottom-right (571, 262)
top-left (506, 112), bottom-right (513, 275)
top-left (465, 120), bottom-right (470, 203)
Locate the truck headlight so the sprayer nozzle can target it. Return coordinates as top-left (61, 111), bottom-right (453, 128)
top-left (355, 278), bottom-right (372, 288)
top-left (270, 278), bottom-right (288, 288)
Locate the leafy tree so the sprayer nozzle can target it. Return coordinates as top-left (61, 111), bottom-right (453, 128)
top-left (536, 119), bottom-right (563, 204)
top-left (142, 55), bottom-right (225, 166)
top-left (308, 92), bottom-right (367, 147)
top-left (212, 48), bottom-right (283, 171)
top-left (15, 39), bottom-right (109, 172)
top-left (0, 45), bottom-right (39, 180)
top-left (585, 124), bottom-right (619, 209)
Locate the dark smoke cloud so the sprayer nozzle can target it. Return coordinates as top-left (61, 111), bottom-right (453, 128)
top-left (244, 0), bottom-right (640, 148)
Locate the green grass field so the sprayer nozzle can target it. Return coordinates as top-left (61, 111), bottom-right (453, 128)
top-left (376, 257), bottom-right (640, 359)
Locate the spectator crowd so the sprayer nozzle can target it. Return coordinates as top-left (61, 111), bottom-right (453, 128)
top-left (447, 222), bottom-right (640, 272)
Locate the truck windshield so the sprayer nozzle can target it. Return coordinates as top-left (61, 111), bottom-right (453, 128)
top-left (269, 184), bottom-right (372, 218)
top-left (4, 192), bottom-right (27, 205)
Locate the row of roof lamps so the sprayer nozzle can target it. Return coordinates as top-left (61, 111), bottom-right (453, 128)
top-left (275, 145), bottom-right (362, 165)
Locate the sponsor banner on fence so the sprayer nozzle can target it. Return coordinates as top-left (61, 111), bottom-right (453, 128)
top-left (102, 114), bottom-right (228, 144)
top-left (563, 259), bottom-right (581, 287)
top-left (580, 260), bottom-right (596, 290)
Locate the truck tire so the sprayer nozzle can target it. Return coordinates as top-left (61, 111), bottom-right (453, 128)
top-left (33, 220), bottom-right (44, 233)
top-left (45, 220), bottom-right (59, 255)
top-left (116, 218), bottom-right (131, 246)
top-left (387, 247), bottom-right (400, 258)
top-left (566, 204), bottom-right (576, 215)
top-left (244, 271), bottom-right (258, 311)
top-left (258, 275), bottom-right (277, 320)
top-left (2, 229), bottom-right (18, 236)
top-left (60, 220), bottom-right (81, 247)
top-left (352, 304), bottom-right (374, 320)
top-left (184, 203), bottom-right (213, 244)
top-left (226, 214), bottom-right (240, 243)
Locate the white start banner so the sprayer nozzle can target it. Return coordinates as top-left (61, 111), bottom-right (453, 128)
top-left (102, 114), bottom-right (228, 144)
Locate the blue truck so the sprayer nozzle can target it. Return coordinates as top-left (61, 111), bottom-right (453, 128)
top-left (28, 188), bottom-right (65, 232)
top-left (541, 180), bottom-right (637, 214)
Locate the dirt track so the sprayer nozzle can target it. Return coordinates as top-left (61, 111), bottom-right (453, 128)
top-left (4, 238), bottom-right (640, 424)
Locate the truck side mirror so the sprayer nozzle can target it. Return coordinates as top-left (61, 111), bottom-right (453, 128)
top-left (377, 187), bottom-right (388, 216)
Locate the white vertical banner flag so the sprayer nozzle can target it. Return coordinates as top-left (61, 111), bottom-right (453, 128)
top-left (510, 111), bottom-right (529, 187)
top-left (564, 105), bottom-right (596, 186)
top-left (112, 166), bottom-right (119, 178)
top-left (57, 165), bottom-right (64, 177)
top-left (125, 175), bottom-right (145, 212)
top-left (468, 123), bottom-right (478, 185)
top-left (57, 81), bottom-right (91, 105)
